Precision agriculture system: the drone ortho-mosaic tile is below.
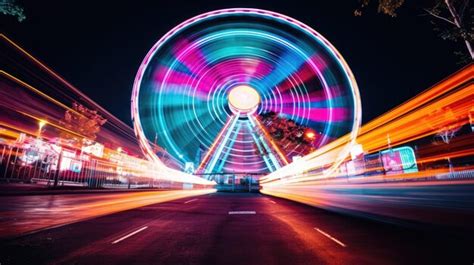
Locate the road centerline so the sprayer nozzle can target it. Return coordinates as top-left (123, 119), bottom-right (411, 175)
top-left (111, 226), bottom-right (148, 244)
top-left (314, 228), bottom-right (346, 247)
top-left (228, 211), bottom-right (256, 215)
top-left (184, 198), bottom-right (198, 204)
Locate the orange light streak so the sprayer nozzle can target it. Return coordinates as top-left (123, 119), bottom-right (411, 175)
top-left (261, 64), bottom-right (473, 185)
top-left (0, 189), bottom-right (216, 238)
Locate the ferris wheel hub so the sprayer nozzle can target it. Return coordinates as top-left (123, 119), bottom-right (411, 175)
top-left (228, 85), bottom-right (260, 115)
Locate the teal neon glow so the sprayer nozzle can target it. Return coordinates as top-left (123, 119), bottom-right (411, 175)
top-left (131, 8), bottom-right (362, 175)
top-left (205, 115), bottom-right (240, 173)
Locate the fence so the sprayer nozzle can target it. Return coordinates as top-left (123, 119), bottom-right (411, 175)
top-left (201, 173), bottom-right (261, 192)
top-left (435, 169), bottom-right (474, 180)
top-left (0, 143), bottom-right (184, 189)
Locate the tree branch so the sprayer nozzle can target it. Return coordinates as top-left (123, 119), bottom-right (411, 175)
top-left (444, 0), bottom-right (474, 59)
top-left (423, 8), bottom-right (456, 26)
top-left (458, 0), bottom-right (469, 23)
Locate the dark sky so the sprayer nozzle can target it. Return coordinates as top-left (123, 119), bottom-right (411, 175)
top-left (1, 0), bottom-right (464, 126)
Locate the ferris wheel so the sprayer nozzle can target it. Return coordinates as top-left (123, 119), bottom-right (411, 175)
top-left (131, 8), bottom-right (361, 175)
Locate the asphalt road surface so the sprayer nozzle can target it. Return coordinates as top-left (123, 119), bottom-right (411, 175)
top-left (0, 192), bottom-right (473, 265)
top-left (0, 189), bottom-right (215, 238)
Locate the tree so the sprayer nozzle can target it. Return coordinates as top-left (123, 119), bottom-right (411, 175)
top-left (355, 0), bottom-right (405, 17)
top-left (59, 102), bottom-right (107, 147)
top-left (259, 112), bottom-right (317, 156)
top-left (0, 0), bottom-right (25, 22)
top-left (424, 106), bottom-right (465, 144)
top-left (355, 0), bottom-right (474, 62)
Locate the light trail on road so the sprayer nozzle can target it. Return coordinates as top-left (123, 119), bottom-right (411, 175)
top-left (261, 64), bottom-right (473, 184)
top-left (0, 189), bottom-right (216, 238)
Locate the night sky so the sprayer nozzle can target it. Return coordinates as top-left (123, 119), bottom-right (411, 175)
top-left (1, 0), bottom-right (464, 126)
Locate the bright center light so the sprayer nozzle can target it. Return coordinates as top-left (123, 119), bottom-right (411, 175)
top-left (228, 85), bottom-right (260, 115)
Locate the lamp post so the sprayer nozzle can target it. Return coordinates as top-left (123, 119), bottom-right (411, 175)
top-left (37, 120), bottom-right (47, 139)
top-left (37, 120), bottom-right (46, 138)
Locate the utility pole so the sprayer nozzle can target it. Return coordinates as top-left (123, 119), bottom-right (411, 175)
top-left (53, 151), bottom-right (63, 188)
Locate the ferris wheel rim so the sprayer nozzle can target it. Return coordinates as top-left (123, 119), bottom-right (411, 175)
top-left (131, 8), bottom-right (362, 174)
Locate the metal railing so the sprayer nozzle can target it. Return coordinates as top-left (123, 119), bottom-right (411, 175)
top-left (0, 143), bottom-right (183, 189)
top-left (202, 173), bottom-right (260, 192)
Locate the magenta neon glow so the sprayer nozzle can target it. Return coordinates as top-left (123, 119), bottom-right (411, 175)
top-left (131, 8), bottom-right (361, 175)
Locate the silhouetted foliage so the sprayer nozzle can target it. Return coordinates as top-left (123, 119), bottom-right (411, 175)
top-left (355, 0), bottom-right (473, 62)
top-left (59, 103), bottom-right (107, 147)
top-left (0, 0), bottom-right (25, 22)
top-left (259, 112), bottom-right (318, 157)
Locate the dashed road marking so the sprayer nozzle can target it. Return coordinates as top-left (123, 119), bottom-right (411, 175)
top-left (228, 211), bottom-right (256, 215)
top-left (184, 198), bottom-right (198, 204)
top-left (314, 227), bottom-right (346, 247)
top-left (269, 200), bottom-right (276, 204)
top-left (112, 226), bottom-right (148, 244)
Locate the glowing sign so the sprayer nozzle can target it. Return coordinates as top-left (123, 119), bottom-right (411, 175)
top-left (81, 142), bottom-right (104, 158)
top-left (381, 146), bottom-right (418, 174)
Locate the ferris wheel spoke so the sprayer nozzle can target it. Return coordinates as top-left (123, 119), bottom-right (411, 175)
top-left (172, 38), bottom-right (213, 76)
top-left (259, 50), bottom-right (308, 93)
top-left (153, 68), bottom-right (216, 99)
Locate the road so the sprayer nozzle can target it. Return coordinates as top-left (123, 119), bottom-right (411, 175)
top-left (0, 192), bottom-right (473, 265)
top-left (0, 189), bottom-right (216, 238)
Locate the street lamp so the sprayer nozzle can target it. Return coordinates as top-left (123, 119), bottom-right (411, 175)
top-left (305, 131), bottom-right (316, 139)
top-left (38, 120), bottom-right (47, 138)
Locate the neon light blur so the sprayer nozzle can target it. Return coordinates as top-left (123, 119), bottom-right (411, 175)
top-left (131, 8), bottom-right (361, 173)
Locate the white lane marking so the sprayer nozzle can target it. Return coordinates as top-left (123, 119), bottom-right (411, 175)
top-left (314, 228), bottom-right (346, 247)
top-left (184, 198), bottom-right (198, 204)
top-left (269, 200), bottom-right (276, 204)
top-left (112, 226), bottom-right (148, 244)
top-left (228, 211), bottom-right (256, 215)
